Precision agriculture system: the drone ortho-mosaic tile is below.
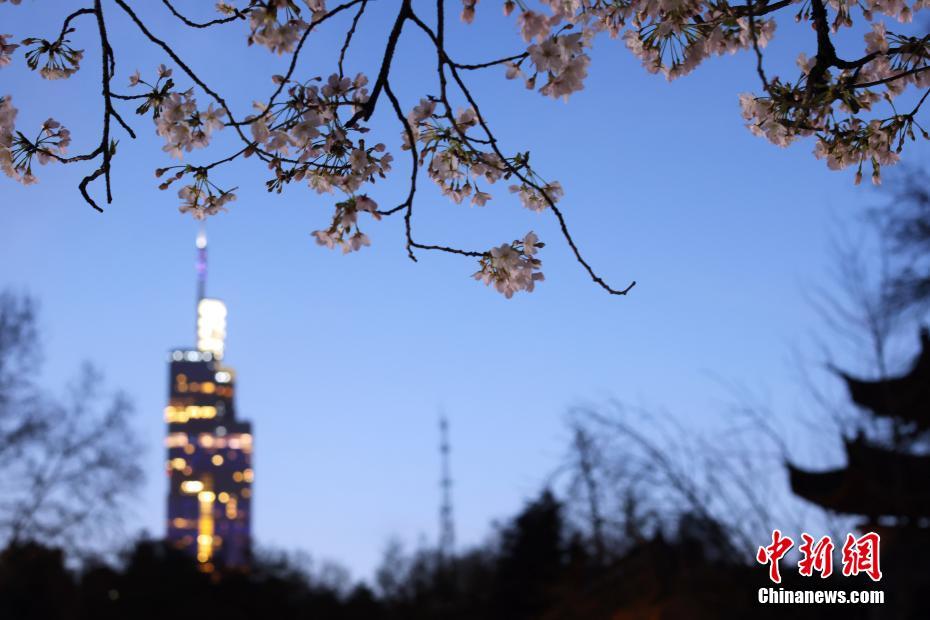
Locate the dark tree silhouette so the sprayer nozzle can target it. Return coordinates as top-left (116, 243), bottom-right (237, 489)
top-left (0, 291), bottom-right (142, 558)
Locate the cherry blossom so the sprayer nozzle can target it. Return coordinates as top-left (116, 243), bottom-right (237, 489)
top-left (156, 166), bottom-right (237, 219)
top-left (461, 0), bottom-right (479, 24)
top-left (156, 91), bottom-right (226, 158)
top-left (0, 97), bottom-right (69, 184)
top-left (0, 96), bottom-right (18, 180)
top-left (312, 195), bottom-right (379, 254)
top-left (21, 35), bottom-right (84, 80)
top-left (2, 0), bottom-right (927, 297)
top-left (473, 232), bottom-right (546, 298)
top-left (0, 34), bottom-right (18, 68)
top-left (238, 0), bottom-right (329, 55)
top-left (510, 181), bottom-right (564, 212)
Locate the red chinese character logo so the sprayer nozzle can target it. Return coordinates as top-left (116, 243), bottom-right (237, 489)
top-left (757, 529), bottom-right (794, 583)
top-left (841, 532), bottom-right (882, 581)
top-left (798, 533), bottom-right (834, 578)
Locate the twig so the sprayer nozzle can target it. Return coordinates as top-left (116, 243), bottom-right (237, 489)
top-left (160, 0), bottom-right (246, 28)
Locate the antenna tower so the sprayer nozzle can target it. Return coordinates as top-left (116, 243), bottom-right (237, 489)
top-left (438, 414), bottom-right (455, 560)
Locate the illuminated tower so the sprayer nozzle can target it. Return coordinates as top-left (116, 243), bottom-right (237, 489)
top-left (165, 228), bottom-right (253, 572)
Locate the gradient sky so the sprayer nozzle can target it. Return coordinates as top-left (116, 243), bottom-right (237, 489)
top-left (2, 2), bottom-right (926, 579)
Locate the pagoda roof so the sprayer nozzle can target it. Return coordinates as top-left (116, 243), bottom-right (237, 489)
top-left (837, 328), bottom-right (930, 427)
top-left (788, 436), bottom-right (930, 519)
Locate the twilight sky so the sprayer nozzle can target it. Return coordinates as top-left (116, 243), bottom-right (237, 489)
top-left (1, 2), bottom-right (926, 579)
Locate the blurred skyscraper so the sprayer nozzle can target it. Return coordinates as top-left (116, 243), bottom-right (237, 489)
top-left (164, 228), bottom-right (253, 572)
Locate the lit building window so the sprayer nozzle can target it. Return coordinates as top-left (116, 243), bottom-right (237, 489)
top-left (197, 299), bottom-right (227, 360)
top-left (169, 458), bottom-right (186, 470)
top-left (226, 496), bottom-right (238, 519)
top-left (218, 492), bottom-right (229, 503)
top-left (228, 433), bottom-right (253, 453)
top-left (243, 468), bottom-right (254, 483)
top-left (215, 371), bottom-right (232, 383)
top-left (165, 433), bottom-right (189, 448)
top-left (197, 490), bottom-right (216, 565)
top-left (180, 480), bottom-right (204, 494)
top-left (164, 405), bottom-right (217, 423)
top-left (212, 454), bottom-right (224, 466)
top-left (232, 471), bottom-right (243, 483)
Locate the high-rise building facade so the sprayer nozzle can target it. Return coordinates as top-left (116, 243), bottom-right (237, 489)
top-left (165, 229), bottom-right (253, 572)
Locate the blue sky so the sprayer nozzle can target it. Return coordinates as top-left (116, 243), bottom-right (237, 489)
top-left (1, 2), bottom-right (925, 578)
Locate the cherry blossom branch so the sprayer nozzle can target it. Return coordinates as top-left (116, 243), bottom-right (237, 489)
top-left (338, 0), bottom-right (367, 77)
top-left (93, 0), bottom-right (115, 204)
top-left (48, 1), bottom-right (134, 211)
top-left (449, 62), bottom-right (635, 295)
top-left (807, 0), bottom-right (839, 91)
top-left (112, 0), bottom-right (248, 138)
top-left (746, 0), bottom-right (769, 90)
top-left (226, 0), bottom-right (366, 128)
top-left (5, 0), bottom-right (925, 296)
top-left (345, 0), bottom-right (411, 129)
top-left (383, 78), bottom-right (482, 261)
top-left (112, 0), bottom-right (304, 169)
top-left (453, 52), bottom-right (528, 71)
top-left (380, 79), bottom-right (417, 261)
top-left (853, 66), bottom-right (930, 90)
top-left (409, 9), bottom-right (635, 295)
top-left (160, 0), bottom-right (246, 29)
top-left (59, 8), bottom-right (96, 41)
top-left (732, 0), bottom-right (798, 18)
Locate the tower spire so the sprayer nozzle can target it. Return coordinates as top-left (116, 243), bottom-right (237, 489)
top-left (438, 413), bottom-right (455, 560)
top-left (194, 226), bottom-right (227, 360)
top-left (196, 224), bottom-right (207, 304)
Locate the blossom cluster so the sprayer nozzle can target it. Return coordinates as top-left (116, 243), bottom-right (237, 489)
top-left (0, 34), bottom-right (18, 68)
top-left (248, 73), bottom-right (391, 198)
top-left (624, 10), bottom-right (775, 81)
top-left (404, 101), bottom-right (565, 216)
top-left (510, 180), bottom-right (563, 212)
top-left (0, 98), bottom-right (70, 184)
top-left (484, 3), bottom-right (778, 87)
top-left (156, 166), bottom-right (237, 220)
top-left (814, 119), bottom-right (904, 185)
top-left (217, 0), bottom-right (328, 55)
top-left (738, 21), bottom-right (930, 183)
top-left (857, 27), bottom-right (930, 95)
top-left (130, 66), bottom-right (226, 158)
top-left (0, 96), bottom-right (17, 179)
top-left (463, 1), bottom-right (930, 185)
top-left (21, 35), bottom-right (84, 80)
top-left (507, 30), bottom-right (591, 99)
top-left (473, 232), bottom-right (545, 298)
top-left (156, 92), bottom-right (225, 159)
top-left (405, 103), bottom-right (509, 206)
top-left (311, 194), bottom-right (379, 254)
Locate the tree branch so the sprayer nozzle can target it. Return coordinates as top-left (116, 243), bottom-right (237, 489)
top-left (160, 0), bottom-right (246, 28)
